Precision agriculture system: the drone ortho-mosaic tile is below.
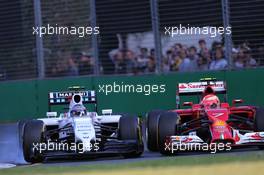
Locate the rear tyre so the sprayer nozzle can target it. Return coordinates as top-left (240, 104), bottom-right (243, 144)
top-left (23, 120), bottom-right (45, 163)
top-left (254, 107), bottom-right (264, 149)
top-left (119, 115), bottom-right (143, 158)
top-left (146, 110), bottom-right (165, 151)
top-left (158, 112), bottom-right (179, 155)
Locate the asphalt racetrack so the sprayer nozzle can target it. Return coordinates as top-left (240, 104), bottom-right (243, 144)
top-left (0, 122), bottom-right (263, 169)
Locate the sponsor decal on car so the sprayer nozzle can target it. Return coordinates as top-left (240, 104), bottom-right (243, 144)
top-left (178, 81), bottom-right (226, 94)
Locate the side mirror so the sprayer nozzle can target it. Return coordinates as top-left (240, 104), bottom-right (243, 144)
top-left (46, 112), bottom-right (57, 118)
top-left (232, 99), bottom-right (243, 105)
top-left (102, 109), bottom-right (112, 115)
top-left (183, 102), bottom-right (193, 107)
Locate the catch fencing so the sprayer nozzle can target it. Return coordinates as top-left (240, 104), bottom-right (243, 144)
top-left (0, 0), bottom-right (263, 80)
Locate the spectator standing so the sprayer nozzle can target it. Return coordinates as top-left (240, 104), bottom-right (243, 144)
top-left (170, 55), bottom-right (182, 71)
top-left (125, 50), bottom-right (136, 74)
top-left (145, 49), bottom-right (156, 73)
top-left (188, 46), bottom-right (199, 71)
top-left (136, 47), bottom-right (149, 73)
top-left (173, 43), bottom-right (182, 56)
top-left (78, 52), bottom-right (94, 75)
top-left (114, 50), bottom-right (126, 74)
top-left (67, 55), bottom-right (79, 76)
top-left (234, 50), bottom-right (245, 69)
top-left (162, 55), bottom-right (170, 73)
top-left (178, 49), bottom-right (192, 72)
top-left (209, 47), bottom-right (228, 70)
top-left (163, 50), bottom-right (172, 72)
top-left (197, 53), bottom-right (210, 71)
top-left (244, 49), bottom-right (257, 68)
top-left (198, 39), bottom-right (209, 56)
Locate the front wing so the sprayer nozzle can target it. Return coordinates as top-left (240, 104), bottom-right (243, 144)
top-left (39, 140), bottom-right (143, 159)
top-left (163, 131), bottom-right (264, 153)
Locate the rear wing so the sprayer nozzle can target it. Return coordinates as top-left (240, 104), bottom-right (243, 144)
top-left (48, 90), bottom-right (96, 105)
top-left (178, 81), bottom-right (227, 96)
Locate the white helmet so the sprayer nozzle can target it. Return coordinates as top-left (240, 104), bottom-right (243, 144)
top-left (70, 104), bottom-right (87, 117)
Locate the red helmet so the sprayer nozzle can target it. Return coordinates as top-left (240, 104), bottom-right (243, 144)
top-left (201, 94), bottom-right (220, 109)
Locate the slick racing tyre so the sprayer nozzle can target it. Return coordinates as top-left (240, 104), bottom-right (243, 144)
top-left (119, 115), bottom-right (143, 158)
top-left (146, 110), bottom-right (165, 151)
top-left (23, 120), bottom-right (45, 163)
top-left (158, 112), bottom-right (179, 155)
top-left (254, 107), bottom-right (264, 149)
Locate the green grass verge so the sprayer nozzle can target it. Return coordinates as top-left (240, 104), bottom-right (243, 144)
top-left (1, 151), bottom-right (264, 175)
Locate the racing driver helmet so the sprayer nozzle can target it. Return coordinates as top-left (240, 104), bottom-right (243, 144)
top-left (203, 86), bottom-right (215, 96)
top-left (201, 94), bottom-right (220, 109)
top-left (69, 104), bottom-right (87, 117)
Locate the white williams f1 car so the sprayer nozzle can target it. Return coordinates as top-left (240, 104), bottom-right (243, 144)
top-left (21, 87), bottom-right (143, 163)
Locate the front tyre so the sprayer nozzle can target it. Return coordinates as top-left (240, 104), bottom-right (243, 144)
top-left (146, 110), bottom-right (165, 151)
top-left (254, 107), bottom-right (264, 149)
top-left (22, 120), bottom-right (45, 163)
top-left (158, 112), bottom-right (179, 155)
top-left (119, 115), bottom-right (143, 158)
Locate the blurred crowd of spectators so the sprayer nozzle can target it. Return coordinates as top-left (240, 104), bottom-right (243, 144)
top-left (109, 48), bottom-right (156, 74)
top-left (232, 42), bottom-right (260, 69)
top-left (27, 39), bottom-right (264, 78)
top-left (49, 51), bottom-right (95, 77)
top-left (109, 39), bottom-right (262, 74)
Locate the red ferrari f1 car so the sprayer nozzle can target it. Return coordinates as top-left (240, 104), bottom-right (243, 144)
top-left (146, 78), bottom-right (264, 154)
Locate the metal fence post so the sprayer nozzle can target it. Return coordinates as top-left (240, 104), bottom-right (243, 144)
top-left (34, 0), bottom-right (45, 79)
top-left (150, 0), bottom-right (162, 73)
top-left (221, 0), bottom-right (233, 70)
top-left (90, 0), bottom-right (99, 75)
